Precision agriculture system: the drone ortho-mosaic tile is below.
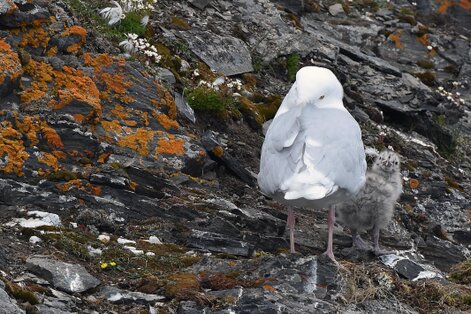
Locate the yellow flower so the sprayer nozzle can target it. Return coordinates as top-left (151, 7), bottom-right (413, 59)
top-left (110, 261), bottom-right (117, 267)
top-left (100, 262), bottom-right (108, 269)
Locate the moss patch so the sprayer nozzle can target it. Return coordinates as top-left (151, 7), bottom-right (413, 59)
top-left (286, 53), bottom-right (300, 82)
top-left (187, 87), bottom-right (229, 111)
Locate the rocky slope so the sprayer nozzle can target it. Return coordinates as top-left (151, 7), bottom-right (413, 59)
top-left (0, 0), bottom-right (470, 313)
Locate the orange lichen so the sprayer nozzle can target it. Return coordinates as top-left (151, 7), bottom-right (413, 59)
top-left (41, 124), bottom-right (64, 148)
top-left (50, 66), bottom-right (101, 116)
top-left (118, 128), bottom-right (156, 155)
top-left (155, 137), bottom-right (185, 156)
top-left (61, 26), bottom-right (87, 43)
top-left (46, 46), bottom-right (58, 57)
top-left (56, 179), bottom-right (102, 196)
top-left (417, 34), bottom-right (429, 46)
top-left (19, 26), bottom-right (50, 49)
top-left (153, 112), bottom-right (179, 130)
top-left (435, 0), bottom-right (470, 12)
top-left (101, 120), bottom-right (122, 135)
top-left (409, 179), bottom-right (420, 189)
top-left (128, 180), bottom-right (138, 190)
top-left (212, 146), bottom-right (224, 158)
top-left (97, 153), bottom-right (110, 163)
top-left (263, 285), bottom-right (277, 293)
top-left (83, 53), bottom-right (113, 72)
top-left (388, 31), bottom-right (405, 49)
top-left (20, 89), bottom-right (46, 104)
top-left (0, 39), bottom-right (23, 83)
top-left (0, 123), bottom-right (29, 176)
top-left (37, 152), bottom-right (60, 170)
top-left (52, 150), bottom-right (67, 160)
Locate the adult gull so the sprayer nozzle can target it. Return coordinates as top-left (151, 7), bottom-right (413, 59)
top-left (258, 66), bottom-right (366, 263)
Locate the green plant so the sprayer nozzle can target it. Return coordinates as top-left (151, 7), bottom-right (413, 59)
top-left (186, 88), bottom-right (228, 111)
top-left (116, 12), bottom-right (146, 36)
top-left (286, 53), bottom-right (300, 82)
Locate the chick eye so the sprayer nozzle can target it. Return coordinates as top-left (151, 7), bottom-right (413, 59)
top-left (319, 95), bottom-right (325, 100)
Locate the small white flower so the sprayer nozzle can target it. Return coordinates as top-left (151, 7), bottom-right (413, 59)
top-left (100, 1), bottom-right (125, 26)
top-left (427, 45), bottom-right (433, 51)
top-left (438, 86), bottom-right (444, 91)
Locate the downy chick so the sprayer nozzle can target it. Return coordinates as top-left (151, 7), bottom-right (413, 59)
top-left (337, 150), bottom-right (402, 255)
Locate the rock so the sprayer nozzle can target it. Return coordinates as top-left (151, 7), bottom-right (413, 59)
top-left (26, 256), bottom-right (101, 293)
top-left (187, 230), bottom-right (254, 256)
top-left (328, 3), bottom-right (345, 16)
top-left (188, 0), bottom-right (212, 10)
top-left (29, 235), bottom-right (42, 244)
top-left (0, 285), bottom-right (25, 314)
top-left (0, 2), bottom-right (50, 27)
top-left (99, 286), bottom-right (165, 304)
top-left (175, 92), bottom-right (196, 123)
top-left (201, 131), bottom-right (257, 186)
top-left (419, 236), bottom-right (466, 271)
top-left (7, 210), bottom-right (61, 228)
top-left (177, 30), bottom-right (253, 76)
top-left (0, 38), bottom-right (22, 97)
top-left (270, 0), bottom-right (304, 14)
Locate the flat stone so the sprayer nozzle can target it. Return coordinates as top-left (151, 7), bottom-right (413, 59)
top-left (187, 230), bottom-right (253, 256)
top-left (177, 30), bottom-right (253, 76)
top-left (328, 3), bottom-right (345, 16)
top-left (26, 256), bottom-right (100, 293)
top-left (188, 0), bottom-right (212, 10)
top-left (270, 0), bottom-right (304, 14)
top-left (100, 286), bottom-right (165, 304)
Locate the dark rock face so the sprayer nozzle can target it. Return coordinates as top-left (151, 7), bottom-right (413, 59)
top-left (0, 0), bottom-right (470, 313)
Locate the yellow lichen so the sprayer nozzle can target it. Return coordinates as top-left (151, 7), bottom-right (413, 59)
top-left (19, 26), bottom-right (50, 49)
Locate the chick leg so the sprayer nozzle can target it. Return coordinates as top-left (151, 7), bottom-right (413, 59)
top-left (324, 206), bottom-right (338, 264)
top-left (351, 229), bottom-right (371, 251)
top-left (372, 224), bottom-right (393, 255)
top-left (287, 208), bottom-right (296, 253)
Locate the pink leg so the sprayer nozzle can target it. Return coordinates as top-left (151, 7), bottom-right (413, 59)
top-left (324, 206), bottom-right (338, 264)
top-left (287, 208), bottom-right (296, 253)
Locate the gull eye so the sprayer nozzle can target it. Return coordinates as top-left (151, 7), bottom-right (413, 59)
top-left (319, 95), bottom-right (325, 100)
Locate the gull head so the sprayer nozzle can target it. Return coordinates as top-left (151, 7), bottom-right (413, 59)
top-left (295, 66), bottom-right (344, 108)
top-left (372, 150), bottom-right (400, 174)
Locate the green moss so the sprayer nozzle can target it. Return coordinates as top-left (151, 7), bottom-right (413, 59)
top-left (170, 16), bottom-right (191, 30)
top-left (417, 59), bottom-right (435, 69)
top-left (48, 170), bottom-right (79, 181)
top-left (252, 55), bottom-right (266, 73)
top-left (434, 114), bottom-right (446, 126)
top-left (444, 176), bottom-right (463, 191)
top-left (286, 53), bottom-right (300, 82)
top-left (116, 12), bottom-right (146, 36)
top-left (187, 87), bottom-right (229, 111)
top-left (237, 97), bottom-right (265, 129)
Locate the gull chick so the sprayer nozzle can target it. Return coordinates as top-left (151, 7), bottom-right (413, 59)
top-left (337, 150), bottom-right (402, 255)
top-left (258, 66), bottom-right (366, 264)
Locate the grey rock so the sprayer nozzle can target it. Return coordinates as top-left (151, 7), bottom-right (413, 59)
top-left (420, 236), bottom-right (466, 271)
top-left (26, 256), bottom-right (101, 293)
top-left (270, 0), bottom-right (304, 14)
top-left (0, 3), bottom-right (50, 27)
top-left (188, 0), bottom-right (212, 10)
top-left (0, 286), bottom-right (25, 314)
top-left (328, 3), bottom-right (345, 16)
top-left (175, 91), bottom-right (196, 123)
top-left (178, 29), bottom-right (253, 76)
top-left (201, 131), bottom-right (257, 186)
top-left (187, 229), bottom-right (254, 256)
top-left (100, 286), bottom-right (165, 304)
top-left (394, 259), bottom-right (425, 280)
top-left (156, 67), bottom-right (176, 85)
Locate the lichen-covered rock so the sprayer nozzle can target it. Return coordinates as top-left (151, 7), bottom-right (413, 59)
top-left (0, 39), bottom-right (22, 97)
